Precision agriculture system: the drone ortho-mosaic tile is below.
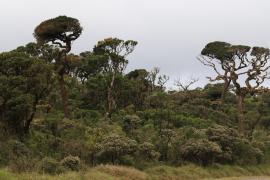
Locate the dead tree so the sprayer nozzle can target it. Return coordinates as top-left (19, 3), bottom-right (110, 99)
top-left (174, 76), bottom-right (199, 91)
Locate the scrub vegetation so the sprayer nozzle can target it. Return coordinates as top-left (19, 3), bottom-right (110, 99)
top-left (1, 16), bottom-right (270, 179)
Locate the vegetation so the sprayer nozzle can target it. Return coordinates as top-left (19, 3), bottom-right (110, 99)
top-left (1, 15), bottom-right (270, 179)
top-left (1, 164), bottom-right (270, 180)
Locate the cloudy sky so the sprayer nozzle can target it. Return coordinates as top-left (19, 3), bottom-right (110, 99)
top-left (1, 0), bottom-right (270, 88)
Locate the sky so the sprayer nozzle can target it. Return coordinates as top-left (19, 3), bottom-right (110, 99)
top-left (1, 0), bottom-right (270, 89)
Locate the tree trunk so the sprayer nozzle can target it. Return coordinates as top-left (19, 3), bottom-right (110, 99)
top-left (236, 94), bottom-right (245, 135)
top-left (221, 79), bottom-right (231, 104)
top-left (106, 73), bottom-right (116, 118)
top-left (24, 95), bottom-right (39, 134)
top-left (58, 74), bottom-right (70, 118)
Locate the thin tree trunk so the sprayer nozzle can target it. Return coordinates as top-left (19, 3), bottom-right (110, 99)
top-left (59, 74), bottom-right (70, 118)
top-left (221, 79), bottom-right (231, 104)
top-left (106, 73), bottom-right (115, 118)
top-left (236, 94), bottom-right (245, 135)
top-left (55, 50), bottom-right (70, 119)
top-left (24, 95), bottom-right (39, 134)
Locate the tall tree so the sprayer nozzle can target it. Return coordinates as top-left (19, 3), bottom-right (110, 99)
top-left (199, 42), bottom-right (234, 103)
top-left (34, 16), bottom-right (83, 118)
top-left (93, 38), bottom-right (137, 118)
top-left (200, 42), bottom-right (270, 134)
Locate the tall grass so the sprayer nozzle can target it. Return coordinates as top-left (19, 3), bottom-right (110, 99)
top-left (1, 164), bottom-right (270, 180)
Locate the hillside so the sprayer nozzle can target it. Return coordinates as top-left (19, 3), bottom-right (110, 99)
top-left (1, 16), bottom-right (270, 179)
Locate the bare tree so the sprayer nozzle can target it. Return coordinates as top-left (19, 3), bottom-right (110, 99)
top-left (158, 75), bottom-right (169, 90)
top-left (148, 67), bottom-right (160, 92)
top-left (174, 76), bottom-right (199, 91)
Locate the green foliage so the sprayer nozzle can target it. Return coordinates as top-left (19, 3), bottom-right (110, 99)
top-left (0, 52), bottom-right (53, 136)
top-left (122, 115), bottom-right (141, 137)
top-left (179, 139), bottom-right (222, 166)
top-left (201, 41), bottom-right (233, 60)
top-left (39, 157), bottom-right (63, 174)
top-left (61, 155), bottom-right (81, 171)
top-left (206, 125), bottom-right (264, 165)
top-left (137, 142), bottom-right (160, 161)
top-left (97, 134), bottom-right (137, 164)
top-left (34, 16), bottom-right (82, 45)
top-left (7, 140), bottom-right (36, 173)
top-left (2, 16), bottom-right (270, 175)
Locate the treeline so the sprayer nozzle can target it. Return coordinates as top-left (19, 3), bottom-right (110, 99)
top-left (1, 16), bottom-right (270, 174)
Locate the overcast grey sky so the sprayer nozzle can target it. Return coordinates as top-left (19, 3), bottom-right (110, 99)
top-left (1, 0), bottom-right (270, 88)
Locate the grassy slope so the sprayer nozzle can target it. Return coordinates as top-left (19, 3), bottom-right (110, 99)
top-left (1, 164), bottom-right (270, 180)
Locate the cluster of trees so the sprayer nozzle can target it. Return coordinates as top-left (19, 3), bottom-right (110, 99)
top-left (1, 16), bottom-right (270, 173)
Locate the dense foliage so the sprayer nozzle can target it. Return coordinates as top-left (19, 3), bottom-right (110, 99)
top-left (1, 16), bottom-right (270, 174)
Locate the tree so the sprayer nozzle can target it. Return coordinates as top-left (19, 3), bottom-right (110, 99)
top-left (34, 16), bottom-right (83, 118)
top-left (200, 42), bottom-right (270, 134)
top-left (15, 42), bottom-right (58, 64)
top-left (199, 42), bottom-right (234, 103)
top-left (76, 53), bottom-right (108, 84)
top-left (93, 38), bottom-right (138, 118)
top-left (126, 69), bottom-right (151, 109)
top-left (174, 76), bottom-right (199, 91)
top-left (0, 52), bottom-right (53, 136)
top-left (148, 67), bottom-right (160, 92)
top-left (157, 74), bottom-right (169, 91)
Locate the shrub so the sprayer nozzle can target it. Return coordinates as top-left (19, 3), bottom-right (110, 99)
top-left (39, 157), bottom-right (63, 174)
top-left (180, 139), bottom-right (222, 166)
top-left (97, 134), bottom-right (137, 164)
top-left (123, 115), bottom-right (141, 136)
top-left (60, 140), bottom-right (90, 161)
top-left (206, 125), bottom-right (238, 163)
top-left (7, 140), bottom-right (36, 173)
top-left (8, 140), bottom-right (30, 157)
top-left (61, 155), bottom-right (81, 171)
top-left (137, 142), bottom-right (160, 161)
top-left (206, 125), bottom-right (264, 165)
top-left (0, 142), bottom-right (9, 166)
top-left (232, 139), bottom-right (264, 165)
top-left (9, 157), bottom-right (36, 173)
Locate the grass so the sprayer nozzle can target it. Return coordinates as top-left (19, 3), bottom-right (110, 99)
top-left (1, 164), bottom-right (270, 180)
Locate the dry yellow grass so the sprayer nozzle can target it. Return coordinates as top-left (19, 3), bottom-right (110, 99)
top-left (1, 164), bottom-right (270, 180)
top-left (95, 165), bottom-right (149, 180)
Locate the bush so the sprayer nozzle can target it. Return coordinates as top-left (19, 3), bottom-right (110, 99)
top-left (8, 157), bottom-right (36, 173)
top-left (60, 140), bottom-right (90, 161)
top-left (0, 142), bottom-right (9, 166)
top-left (123, 115), bottom-right (141, 136)
top-left (137, 142), bottom-right (160, 161)
top-left (39, 157), bottom-right (63, 174)
top-left (206, 125), bottom-right (264, 165)
top-left (61, 155), bottom-right (81, 171)
top-left (7, 140), bottom-right (36, 173)
top-left (180, 139), bottom-right (222, 166)
top-left (232, 139), bottom-right (263, 165)
top-left (8, 140), bottom-right (30, 157)
top-left (97, 134), bottom-right (137, 164)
